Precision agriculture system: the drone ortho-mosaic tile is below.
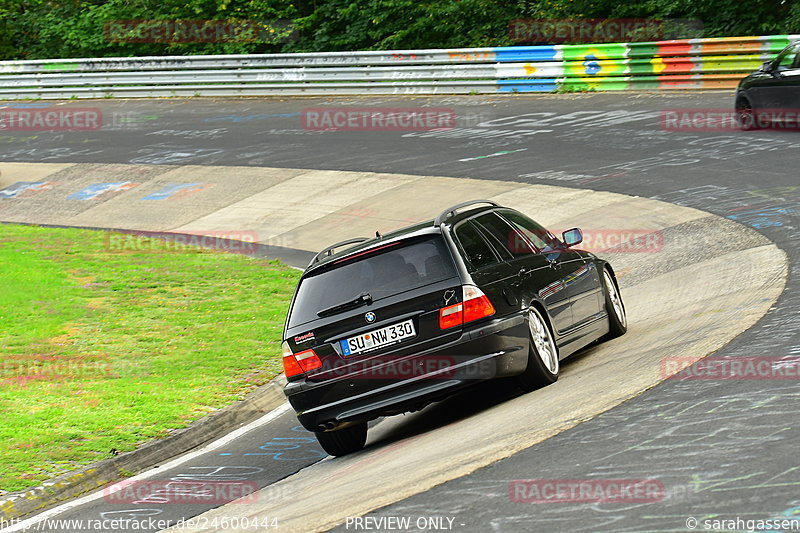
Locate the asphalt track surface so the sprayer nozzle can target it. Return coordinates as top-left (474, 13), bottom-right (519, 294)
top-left (8, 405), bottom-right (323, 533)
top-left (2, 92), bottom-right (799, 532)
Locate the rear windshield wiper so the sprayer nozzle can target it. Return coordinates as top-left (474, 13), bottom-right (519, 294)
top-left (317, 292), bottom-right (372, 318)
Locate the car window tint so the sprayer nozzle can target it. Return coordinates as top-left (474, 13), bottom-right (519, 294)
top-left (498, 210), bottom-right (560, 252)
top-left (289, 236), bottom-right (456, 327)
top-left (473, 222), bottom-right (514, 261)
top-left (454, 221), bottom-right (500, 271)
top-left (777, 45), bottom-right (798, 70)
top-left (473, 212), bottom-right (535, 257)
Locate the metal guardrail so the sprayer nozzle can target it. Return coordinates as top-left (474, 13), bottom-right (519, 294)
top-left (0, 34), bottom-right (797, 99)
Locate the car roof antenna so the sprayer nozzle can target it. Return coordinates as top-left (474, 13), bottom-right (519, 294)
top-left (375, 231), bottom-right (382, 239)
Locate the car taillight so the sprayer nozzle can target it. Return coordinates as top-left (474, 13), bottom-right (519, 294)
top-left (439, 302), bottom-right (463, 329)
top-left (439, 285), bottom-right (495, 329)
top-left (282, 342), bottom-right (322, 377)
top-left (462, 285), bottom-right (496, 322)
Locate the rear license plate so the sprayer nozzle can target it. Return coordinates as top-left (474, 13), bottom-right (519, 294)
top-left (340, 319), bottom-right (416, 356)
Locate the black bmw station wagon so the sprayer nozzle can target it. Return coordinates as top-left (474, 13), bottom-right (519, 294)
top-left (281, 201), bottom-right (627, 456)
top-left (735, 40), bottom-right (800, 129)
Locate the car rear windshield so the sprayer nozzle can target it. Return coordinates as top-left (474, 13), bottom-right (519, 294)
top-left (288, 236), bottom-right (457, 328)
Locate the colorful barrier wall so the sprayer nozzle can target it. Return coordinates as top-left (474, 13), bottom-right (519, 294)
top-left (494, 34), bottom-right (799, 92)
top-left (0, 34), bottom-right (797, 98)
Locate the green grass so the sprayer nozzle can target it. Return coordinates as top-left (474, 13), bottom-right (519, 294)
top-left (0, 224), bottom-right (300, 494)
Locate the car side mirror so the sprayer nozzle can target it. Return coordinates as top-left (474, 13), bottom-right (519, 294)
top-left (562, 228), bottom-right (583, 247)
top-left (759, 60), bottom-right (773, 73)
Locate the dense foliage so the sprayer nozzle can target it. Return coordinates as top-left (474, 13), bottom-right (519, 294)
top-left (1, 0), bottom-right (798, 60)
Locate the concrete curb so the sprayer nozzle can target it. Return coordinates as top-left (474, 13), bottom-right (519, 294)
top-left (0, 374), bottom-right (288, 522)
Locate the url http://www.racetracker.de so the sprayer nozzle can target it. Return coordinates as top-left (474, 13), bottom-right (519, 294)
top-left (0, 516), bottom-right (280, 531)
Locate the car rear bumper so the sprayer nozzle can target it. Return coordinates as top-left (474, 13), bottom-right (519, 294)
top-left (284, 313), bottom-right (528, 432)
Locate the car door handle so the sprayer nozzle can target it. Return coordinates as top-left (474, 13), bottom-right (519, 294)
top-left (518, 267), bottom-right (531, 278)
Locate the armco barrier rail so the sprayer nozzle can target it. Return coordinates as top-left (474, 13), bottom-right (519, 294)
top-left (0, 34), bottom-right (797, 99)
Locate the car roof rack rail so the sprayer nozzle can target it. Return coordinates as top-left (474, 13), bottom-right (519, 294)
top-left (309, 237), bottom-right (370, 267)
top-left (434, 200), bottom-right (499, 226)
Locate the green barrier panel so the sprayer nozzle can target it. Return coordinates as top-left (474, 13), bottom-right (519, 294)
top-left (561, 43), bottom-right (629, 62)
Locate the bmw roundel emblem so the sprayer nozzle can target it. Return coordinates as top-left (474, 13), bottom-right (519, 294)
top-left (365, 312), bottom-right (376, 323)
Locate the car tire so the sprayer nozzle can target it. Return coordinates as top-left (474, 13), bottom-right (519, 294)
top-left (736, 97), bottom-right (759, 130)
top-left (314, 422), bottom-right (368, 456)
top-left (601, 268), bottom-right (627, 340)
top-left (516, 306), bottom-right (559, 392)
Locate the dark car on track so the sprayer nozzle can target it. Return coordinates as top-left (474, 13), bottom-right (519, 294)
top-left (281, 200), bottom-right (627, 456)
top-left (735, 40), bottom-right (800, 129)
